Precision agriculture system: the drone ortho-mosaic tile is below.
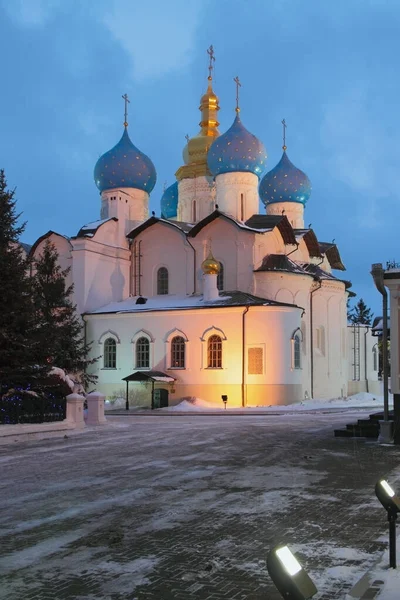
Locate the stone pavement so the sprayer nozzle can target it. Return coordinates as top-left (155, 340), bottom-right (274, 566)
top-left (0, 411), bottom-right (399, 600)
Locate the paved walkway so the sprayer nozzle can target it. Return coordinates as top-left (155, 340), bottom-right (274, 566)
top-left (0, 411), bottom-right (399, 599)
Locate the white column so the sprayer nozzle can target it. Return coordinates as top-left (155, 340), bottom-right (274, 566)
top-left (66, 393), bottom-right (86, 429)
top-left (203, 273), bottom-right (219, 302)
top-left (86, 391), bottom-right (107, 425)
top-left (386, 281), bottom-right (400, 394)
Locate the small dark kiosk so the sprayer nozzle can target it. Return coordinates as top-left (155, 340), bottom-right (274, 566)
top-left (122, 371), bottom-right (175, 410)
top-left (267, 544), bottom-right (317, 600)
top-left (375, 479), bottom-right (400, 568)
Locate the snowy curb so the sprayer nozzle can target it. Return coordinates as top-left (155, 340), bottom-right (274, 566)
top-left (0, 420), bottom-right (82, 445)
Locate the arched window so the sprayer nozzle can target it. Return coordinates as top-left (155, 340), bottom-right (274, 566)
top-left (293, 333), bottom-right (301, 369)
top-left (171, 336), bottom-right (185, 368)
top-left (217, 262), bottom-right (224, 291)
top-left (208, 335), bottom-right (222, 368)
top-left (104, 338), bottom-right (116, 369)
top-left (136, 337), bottom-right (150, 369)
top-left (157, 267), bottom-right (168, 295)
top-left (373, 344), bottom-right (378, 372)
top-left (291, 329), bottom-right (302, 369)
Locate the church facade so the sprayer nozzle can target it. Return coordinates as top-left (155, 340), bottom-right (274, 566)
top-left (26, 51), bottom-right (379, 407)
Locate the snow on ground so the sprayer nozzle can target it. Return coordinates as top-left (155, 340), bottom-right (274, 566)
top-left (159, 391), bottom-right (392, 412)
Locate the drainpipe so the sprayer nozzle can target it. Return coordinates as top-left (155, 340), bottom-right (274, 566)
top-left (310, 280), bottom-right (322, 398)
top-left (364, 325), bottom-right (370, 393)
top-left (186, 237), bottom-right (197, 294)
top-left (242, 306), bottom-right (250, 407)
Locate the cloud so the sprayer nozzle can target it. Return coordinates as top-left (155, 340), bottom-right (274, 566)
top-left (3, 0), bottom-right (61, 27)
top-left (101, 0), bottom-right (208, 82)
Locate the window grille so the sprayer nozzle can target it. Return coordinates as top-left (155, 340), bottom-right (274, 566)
top-left (207, 335), bottom-right (222, 368)
top-left (104, 338), bottom-right (116, 369)
top-left (136, 337), bottom-right (150, 368)
top-left (248, 347), bottom-right (263, 374)
top-left (171, 336), bottom-right (185, 368)
top-left (294, 334), bottom-right (301, 369)
top-left (157, 267), bottom-right (168, 295)
top-left (217, 262), bottom-right (224, 291)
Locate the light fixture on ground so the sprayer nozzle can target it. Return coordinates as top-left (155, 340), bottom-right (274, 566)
top-left (370, 263), bottom-right (392, 443)
top-left (267, 544), bottom-right (317, 599)
top-left (375, 479), bottom-right (400, 568)
top-left (221, 394), bottom-right (228, 409)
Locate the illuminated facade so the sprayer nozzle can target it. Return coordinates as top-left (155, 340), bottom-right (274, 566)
top-left (28, 50), bottom-right (377, 406)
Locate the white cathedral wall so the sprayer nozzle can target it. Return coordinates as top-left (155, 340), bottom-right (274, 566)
top-left (71, 222), bottom-right (130, 314)
top-left (347, 324), bottom-right (380, 395)
top-left (266, 201), bottom-right (305, 229)
top-left (133, 223), bottom-right (194, 297)
top-left (191, 219), bottom-right (256, 294)
top-left (177, 176), bottom-right (215, 223)
top-left (85, 304), bottom-right (303, 407)
top-left (214, 172), bottom-right (259, 222)
top-left (312, 283), bottom-right (348, 399)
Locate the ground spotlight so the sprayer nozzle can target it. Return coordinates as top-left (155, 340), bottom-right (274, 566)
top-left (267, 544), bottom-right (317, 599)
top-left (375, 479), bottom-right (400, 568)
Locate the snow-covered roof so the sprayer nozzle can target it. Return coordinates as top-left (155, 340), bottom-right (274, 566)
top-left (76, 217), bottom-right (117, 238)
top-left (86, 290), bottom-right (303, 315)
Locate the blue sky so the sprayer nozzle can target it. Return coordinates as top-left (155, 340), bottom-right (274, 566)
top-left (1, 0), bottom-right (399, 316)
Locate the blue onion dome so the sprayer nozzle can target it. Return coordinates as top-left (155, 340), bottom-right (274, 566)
top-left (207, 114), bottom-right (267, 178)
top-left (94, 127), bottom-right (157, 194)
top-left (259, 151), bottom-right (311, 206)
top-left (160, 181), bottom-right (178, 219)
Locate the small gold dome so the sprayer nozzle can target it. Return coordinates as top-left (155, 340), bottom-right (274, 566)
top-left (201, 252), bottom-right (220, 275)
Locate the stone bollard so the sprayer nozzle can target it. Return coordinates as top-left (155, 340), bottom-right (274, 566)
top-left (86, 391), bottom-right (107, 426)
top-left (66, 393), bottom-right (86, 429)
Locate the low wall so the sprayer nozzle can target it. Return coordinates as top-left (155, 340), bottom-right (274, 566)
top-left (347, 380), bottom-right (381, 396)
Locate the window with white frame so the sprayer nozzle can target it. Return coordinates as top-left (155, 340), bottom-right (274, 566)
top-left (104, 337), bottom-right (117, 369)
top-left (217, 262), bottom-right (224, 291)
top-left (157, 267), bottom-right (168, 295)
top-left (207, 335), bottom-right (222, 368)
top-left (248, 347), bottom-right (263, 375)
top-left (171, 336), bottom-right (185, 368)
top-left (136, 337), bottom-right (150, 369)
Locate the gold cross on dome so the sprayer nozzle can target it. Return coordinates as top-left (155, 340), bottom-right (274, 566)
top-left (122, 93), bottom-right (130, 127)
top-left (234, 76), bottom-right (241, 113)
top-left (207, 45), bottom-right (215, 80)
top-left (282, 118), bottom-right (287, 150)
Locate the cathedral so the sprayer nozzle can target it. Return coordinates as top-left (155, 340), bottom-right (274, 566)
top-left (26, 49), bottom-right (379, 407)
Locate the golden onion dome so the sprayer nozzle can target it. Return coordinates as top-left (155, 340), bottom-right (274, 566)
top-left (201, 251), bottom-right (221, 275)
top-left (176, 76), bottom-right (220, 180)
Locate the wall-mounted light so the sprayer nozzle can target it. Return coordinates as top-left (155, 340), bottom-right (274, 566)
top-left (267, 543), bottom-right (317, 599)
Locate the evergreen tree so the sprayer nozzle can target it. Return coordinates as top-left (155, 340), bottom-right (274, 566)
top-left (31, 240), bottom-right (98, 387)
top-left (0, 170), bottom-right (45, 391)
top-left (349, 298), bottom-right (373, 325)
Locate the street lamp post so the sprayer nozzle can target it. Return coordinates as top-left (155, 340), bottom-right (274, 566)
top-left (371, 263), bottom-right (392, 443)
